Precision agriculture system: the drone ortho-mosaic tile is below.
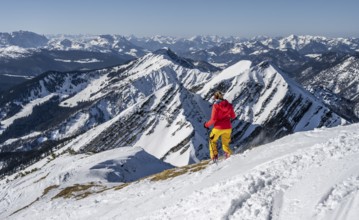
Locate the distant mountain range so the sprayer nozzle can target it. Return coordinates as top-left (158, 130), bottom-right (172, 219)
top-left (1, 31), bottom-right (358, 91)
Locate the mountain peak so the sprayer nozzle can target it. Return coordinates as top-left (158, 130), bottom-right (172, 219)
top-left (251, 60), bottom-right (300, 90)
top-left (152, 47), bottom-right (172, 55)
top-left (150, 48), bottom-right (218, 72)
top-left (151, 47), bottom-right (188, 65)
top-left (8, 31), bottom-right (48, 48)
top-left (251, 61), bottom-right (282, 76)
top-left (287, 34), bottom-right (299, 39)
top-left (98, 34), bottom-right (115, 42)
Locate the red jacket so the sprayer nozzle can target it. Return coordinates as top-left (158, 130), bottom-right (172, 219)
top-left (205, 99), bottom-right (236, 129)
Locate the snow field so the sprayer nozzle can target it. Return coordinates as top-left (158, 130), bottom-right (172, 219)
top-left (139, 125), bottom-right (359, 220)
top-left (3, 124), bottom-right (358, 220)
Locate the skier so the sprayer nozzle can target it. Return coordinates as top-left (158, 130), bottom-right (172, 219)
top-left (204, 91), bottom-right (236, 161)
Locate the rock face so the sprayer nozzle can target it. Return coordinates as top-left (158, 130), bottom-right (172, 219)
top-left (303, 56), bottom-right (359, 116)
top-left (0, 50), bottom-right (347, 173)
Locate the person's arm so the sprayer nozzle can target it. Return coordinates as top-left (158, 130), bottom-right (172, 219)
top-left (205, 105), bottom-right (217, 128)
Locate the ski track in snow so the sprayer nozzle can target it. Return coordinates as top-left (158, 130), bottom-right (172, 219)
top-left (315, 175), bottom-right (359, 220)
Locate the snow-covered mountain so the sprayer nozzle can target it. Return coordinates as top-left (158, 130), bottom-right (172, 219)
top-left (3, 32), bottom-right (357, 56)
top-left (272, 35), bottom-right (358, 54)
top-left (0, 46), bottom-right (38, 59)
top-left (303, 55), bottom-right (359, 116)
top-left (0, 31), bottom-right (48, 48)
top-left (185, 37), bottom-right (359, 70)
top-left (0, 32), bottom-right (143, 91)
top-left (0, 31), bottom-right (146, 57)
top-left (0, 49), bottom-right (135, 92)
top-left (46, 34), bottom-right (148, 57)
top-left (0, 49), bottom-right (348, 176)
top-left (126, 35), bottom-right (242, 53)
top-left (128, 34), bottom-right (359, 58)
top-left (307, 86), bottom-right (359, 122)
top-left (1, 122), bottom-right (358, 219)
top-left (197, 60), bottom-right (347, 148)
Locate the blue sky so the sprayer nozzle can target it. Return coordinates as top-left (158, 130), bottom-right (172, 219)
top-left (1, 0), bottom-right (358, 37)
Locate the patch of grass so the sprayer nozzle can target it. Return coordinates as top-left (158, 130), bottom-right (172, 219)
top-left (13, 168), bottom-right (39, 180)
top-left (33, 173), bottom-right (50, 183)
top-left (113, 183), bottom-right (130, 191)
top-left (51, 181), bottom-right (133, 200)
top-left (190, 165), bottom-right (208, 173)
top-left (66, 147), bottom-right (76, 155)
top-left (149, 160), bottom-right (210, 181)
top-left (150, 168), bottom-right (187, 181)
top-left (43, 185), bottom-right (59, 196)
top-left (52, 183), bottom-right (104, 200)
top-left (111, 160), bottom-right (210, 191)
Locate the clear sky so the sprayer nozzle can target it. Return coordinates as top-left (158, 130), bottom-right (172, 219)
top-left (0, 0), bottom-right (358, 38)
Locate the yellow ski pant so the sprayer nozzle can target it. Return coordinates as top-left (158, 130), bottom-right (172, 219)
top-left (209, 128), bottom-right (232, 159)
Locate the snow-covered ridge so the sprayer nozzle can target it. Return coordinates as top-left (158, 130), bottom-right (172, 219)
top-left (0, 46), bottom-right (35, 59)
top-left (54, 58), bottom-right (102, 63)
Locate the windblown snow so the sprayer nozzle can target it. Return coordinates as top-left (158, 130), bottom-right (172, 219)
top-left (1, 123), bottom-right (358, 220)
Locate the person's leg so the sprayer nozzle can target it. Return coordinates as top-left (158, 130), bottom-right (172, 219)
top-left (209, 128), bottom-right (220, 160)
top-left (221, 129), bottom-right (232, 157)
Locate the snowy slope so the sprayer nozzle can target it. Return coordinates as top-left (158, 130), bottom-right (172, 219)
top-left (1, 123), bottom-right (358, 220)
top-left (0, 146), bottom-right (174, 218)
top-left (0, 46), bottom-right (36, 59)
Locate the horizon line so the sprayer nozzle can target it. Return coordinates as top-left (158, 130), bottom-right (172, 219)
top-left (2, 30), bottom-right (359, 40)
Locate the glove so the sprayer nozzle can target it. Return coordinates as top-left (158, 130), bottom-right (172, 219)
top-left (204, 122), bottom-right (209, 129)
